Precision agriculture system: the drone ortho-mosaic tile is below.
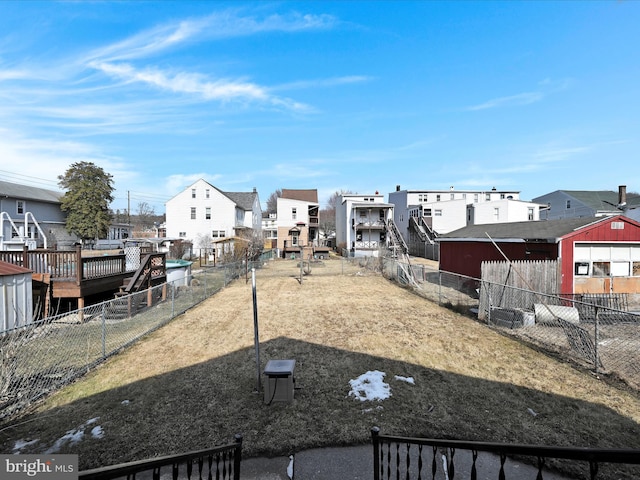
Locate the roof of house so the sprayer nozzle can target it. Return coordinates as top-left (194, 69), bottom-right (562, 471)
top-left (0, 180), bottom-right (63, 204)
top-left (224, 191), bottom-right (258, 211)
top-left (281, 189), bottom-right (318, 203)
top-left (536, 190), bottom-right (640, 211)
top-left (0, 261), bottom-right (32, 276)
top-left (439, 217), bottom-right (609, 242)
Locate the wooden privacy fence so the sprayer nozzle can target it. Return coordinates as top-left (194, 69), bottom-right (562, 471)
top-left (481, 259), bottom-right (560, 293)
top-left (480, 260), bottom-right (560, 313)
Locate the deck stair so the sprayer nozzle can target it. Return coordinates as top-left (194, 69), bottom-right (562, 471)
top-left (111, 253), bottom-right (166, 319)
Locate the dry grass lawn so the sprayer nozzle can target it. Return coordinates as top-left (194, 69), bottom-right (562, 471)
top-left (1, 258), bottom-right (639, 476)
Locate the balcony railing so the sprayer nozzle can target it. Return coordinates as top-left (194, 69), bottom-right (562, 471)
top-left (0, 246), bottom-right (127, 284)
top-left (372, 427), bottom-right (640, 480)
top-left (79, 435), bottom-right (242, 480)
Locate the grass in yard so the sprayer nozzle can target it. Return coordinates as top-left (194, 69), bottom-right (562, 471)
top-left (0, 258), bottom-right (639, 478)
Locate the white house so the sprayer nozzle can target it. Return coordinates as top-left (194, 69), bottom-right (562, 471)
top-left (389, 185), bottom-right (522, 237)
top-left (466, 199), bottom-right (542, 225)
top-left (336, 193), bottom-right (394, 257)
top-left (165, 179), bottom-right (262, 252)
top-left (276, 189), bottom-right (320, 257)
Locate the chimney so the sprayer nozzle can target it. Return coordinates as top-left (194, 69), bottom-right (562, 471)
top-left (491, 186), bottom-right (497, 191)
top-left (253, 187), bottom-right (257, 193)
top-left (618, 185), bottom-right (627, 206)
top-left (396, 185), bottom-right (400, 192)
top-left (450, 186), bottom-right (454, 191)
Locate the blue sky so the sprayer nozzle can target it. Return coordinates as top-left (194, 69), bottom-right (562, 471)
top-left (1, 1), bottom-right (639, 214)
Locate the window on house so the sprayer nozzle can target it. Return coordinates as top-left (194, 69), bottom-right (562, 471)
top-left (592, 262), bottom-right (610, 277)
top-left (575, 262), bottom-right (589, 276)
top-left (500, 194), bottom-right (505, 199)
top-left (379, 210), bottom-right (385, 220)
top-left (179, 232), bottom-right (186, 238)
top-left (494, 207), bottom-right (500, 220)
top-left (190, 207), bottom-right (196, 219)
top-left (462, 193), bottom-right (467, 200)
top-left (528, 208), bottom-right (534, 221)
top-left (434, 209), bottom-right (442, 217)
top-left (191, 189), bottom-right (196, 199)
top-left (474, 194), bottom-right (479, 202)
top-left (566, 200), bottom-right (571, 209)
top-left (424, 208), bottom-right (432, 217)
top-left (291, 232), bottom-right (299, 245)
top-left (418, 194), bottom-right (423, 202)
top-left (360, 210), bottom-right (367, 217)
top-left (292, 207), bottom-right (297, 220)
top-left (485, 193), bottom-right (490, 201)
top-left (206, 189), bottom-right (210, 199)
top-left (17, 201), bottom-right (25, 215)
top-left (205, 207), bottom-right (211, 220)
top-left (450, 193), bottom-right (455, 200)
top-left (436, 194), bottom-right (441, 202)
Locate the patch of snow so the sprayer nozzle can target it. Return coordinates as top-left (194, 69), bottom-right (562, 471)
top-left (121, 399), bottom-right (130, 405)
top-left (45, 417), bottom-right (104, 453)
top-left (287, 454), bottom-right (294, 479)
top-left (361, 405), bottom-right (384, 414)
top-left (349, 370), bottom-right (391, 402)
top-left (13, 438), bottom-right (39, 453)
top-left (394, 375), bottom-right (415, 384)
top-left (46, 428), bottom-right (85, 454)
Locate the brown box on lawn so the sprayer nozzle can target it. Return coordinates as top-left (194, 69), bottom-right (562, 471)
top-left (264, 359), bottom-right (295, 404)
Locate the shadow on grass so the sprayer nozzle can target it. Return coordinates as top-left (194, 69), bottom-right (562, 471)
top-left (1, 336), bottom-right (639, 476)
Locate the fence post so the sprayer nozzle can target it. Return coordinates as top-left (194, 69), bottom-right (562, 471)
top-left (171, 280), bottom-right (175, 318)
top-left (233, 434), bottom-right (243, 480)
top-left (438, 272), bottom-right (442, 305)
top-left (594, 306), bottom-right (600, 375)
top-left (372, 427), bottom-right (380, 480)
top-left (101, 303), bottom-right (106, 359)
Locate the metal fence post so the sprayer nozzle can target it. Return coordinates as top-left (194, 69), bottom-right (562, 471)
top-left (101, 303), bottom-right (106, 359)
top-left (594, 306), bottom-right (600, 375)
top-left (438, 271), bottom-right (442, 305)
top-left (372, 427), bottom-right (381, 480)
top-left (171, 280), bottom-right (175, 318)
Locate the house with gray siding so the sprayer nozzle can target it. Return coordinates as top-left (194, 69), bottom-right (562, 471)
top-left (0, 180), bottom-right (75, 250)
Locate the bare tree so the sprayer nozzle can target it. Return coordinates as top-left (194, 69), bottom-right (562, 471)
top-left (320, 190), bottom-right (352, 238)
top-left (265, 189), bottom-right (282, 214)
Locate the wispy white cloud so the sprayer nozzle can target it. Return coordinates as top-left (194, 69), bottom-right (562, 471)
top-left (89, 61), bottom-right (311, 111)
top-left (273, 75), bottom-right (372, 91)
top-left (85, 10), bottom-right (338, 63)
top-left (467, 91), bottom-right (544, 111)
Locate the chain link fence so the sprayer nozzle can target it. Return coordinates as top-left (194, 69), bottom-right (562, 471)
top-left (3, 250), bottom-right (638, 421)
top-left (346, 254), bottom-right (640, 391)
top-left (0, 257), bottom-right (267, 421)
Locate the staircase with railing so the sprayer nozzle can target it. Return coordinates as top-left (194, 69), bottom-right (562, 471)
top-left (111, 253), bottom-right (167, 318)
top-left (386, 219), bottom-right (419, 287)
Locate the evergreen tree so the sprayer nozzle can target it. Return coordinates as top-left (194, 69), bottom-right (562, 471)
top-left (58, 162), bottom-right (114, 243)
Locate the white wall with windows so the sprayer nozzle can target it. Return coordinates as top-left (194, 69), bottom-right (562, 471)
top-left (574, 243), bottom-right (640, 278)
top-left (165, 179), bottom-right (237, 245)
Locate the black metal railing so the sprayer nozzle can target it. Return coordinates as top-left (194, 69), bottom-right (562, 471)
top-left (372, 428), bottom-right (640, 480)
top-left (78, 435), bottom-right (242, 480)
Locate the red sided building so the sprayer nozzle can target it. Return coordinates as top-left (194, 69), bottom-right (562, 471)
top-left (438, 215), bottom-right (640, 295)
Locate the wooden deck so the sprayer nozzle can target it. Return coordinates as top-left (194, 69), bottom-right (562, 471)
top-left (0, 246), bottom-right (166, 314)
